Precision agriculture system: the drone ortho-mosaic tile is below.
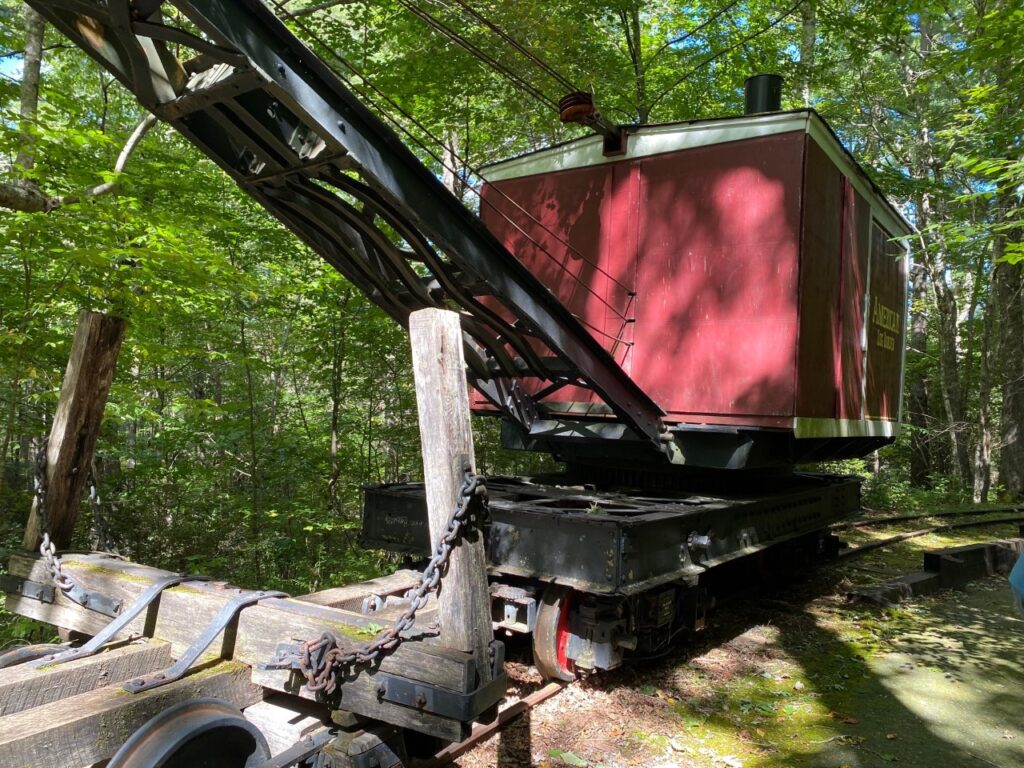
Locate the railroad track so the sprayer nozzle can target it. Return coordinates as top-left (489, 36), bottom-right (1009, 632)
top-left (837, 510), bottom-right (1024, 560)
top-left (832, 504), bottom-right (1024, 530)
top-left (426, 681), bottom-right (566, 767)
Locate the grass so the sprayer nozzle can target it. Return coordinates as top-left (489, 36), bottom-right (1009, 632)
top-left (651, 521), bottom-right (1023, 768)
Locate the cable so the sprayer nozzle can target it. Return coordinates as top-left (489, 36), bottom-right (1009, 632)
top-left (649, 0), bottom-right (745, 62)
top-left (441, 0), bottom-right (580, 94)
top-left (647, 0), bottom-right (803, 114)
top-left (395, 0), bottom-right (559, 111)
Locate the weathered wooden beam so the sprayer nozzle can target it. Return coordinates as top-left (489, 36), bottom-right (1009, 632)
top-left (23, 310), bottom-right (126, 550)
top-left (5, 554), bottom-right (469, 685)
top-left (5, 553), bottom-right (474, 740)
top-left (297, 569), bottom-right (420, 609)
top-left (243, 695), bottom-right (325, 756)
top-left (0, 660), bottom-right (261, 768)
top-left (409, 309), bottom-right (494, 685)
top-left (250, 666), bottom-right (464, 742)
top-left (0, 639), bottom-right (171, 717)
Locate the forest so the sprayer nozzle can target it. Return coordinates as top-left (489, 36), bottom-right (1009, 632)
top-left (0, 0), bottom-right (1022, 604)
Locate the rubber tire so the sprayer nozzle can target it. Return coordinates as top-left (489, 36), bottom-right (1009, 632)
top-left (533, 584), bottom-right (576, 682)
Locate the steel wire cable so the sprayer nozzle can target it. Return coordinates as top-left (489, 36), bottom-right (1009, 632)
top-left (439, 0), bottom-right (580, 94)
top-left (264, 0), bottom-right (635, 314)
top-left (648, 0), bottom-right (803, 113)
top-left (395, 0), bottom-right (559, 110)
top-left (648, 0), bottom-right (745, 62)
top-left (267, 0), bottom-right (629, 295)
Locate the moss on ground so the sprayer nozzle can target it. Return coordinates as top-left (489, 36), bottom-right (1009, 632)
top-left (655, 519), bottom-right (1024, 768)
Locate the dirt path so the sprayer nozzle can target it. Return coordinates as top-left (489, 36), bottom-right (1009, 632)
top-left (453, 524), bottom-right (1024, 768)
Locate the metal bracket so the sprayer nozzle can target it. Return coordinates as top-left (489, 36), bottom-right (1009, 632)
top-left (123, 588), bottom-right (286, 692)
top-left (32, 573), bottom-right (212, 668)
top-left (1, 573), bottom-right (56, 604)
top-left (376, 669), bottom-right (507, 723)
top-left (62, 580), bottom-right (123, 618)
top-left (491, 584), bottom-right (537, 634)
top-left (254, 727), bottom-right (333, 768)
top-left (375, 641), bottom-right (506, 723)
top-left (0, 570), bottom-right (121, 619)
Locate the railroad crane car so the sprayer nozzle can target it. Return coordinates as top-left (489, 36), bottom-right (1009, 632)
top-left (362, 86), bottom-right (911, 680)
top-left (0, 0), bottom-right (910, 763)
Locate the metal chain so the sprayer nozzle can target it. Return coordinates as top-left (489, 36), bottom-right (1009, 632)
top-left (33, 441), bottom-right (75, 593)
top-left (87, 459), bottom-right (119, 554)
top-left (282, 466), bottom-right (489, 695)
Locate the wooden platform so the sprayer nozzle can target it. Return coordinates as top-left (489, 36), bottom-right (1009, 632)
top-left (2, 551), bottom-right (484, 767)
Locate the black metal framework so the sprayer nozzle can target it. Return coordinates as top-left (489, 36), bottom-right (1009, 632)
top-left (362, 474), bottom-right (861, 595)
top-left (26, 0), bottom-right (673, 460)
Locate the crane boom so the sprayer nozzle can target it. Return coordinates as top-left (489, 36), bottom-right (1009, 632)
top-left (27, 0), bottom-right (673, 459)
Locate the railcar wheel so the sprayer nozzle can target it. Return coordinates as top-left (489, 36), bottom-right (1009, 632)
top-left (107, 698), bottom-right (270, 768)
top-left (533, 584), bottom-right (576, 682)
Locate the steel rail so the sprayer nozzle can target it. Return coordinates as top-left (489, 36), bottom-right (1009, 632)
top-left (428, 681), bottom-right (566, 767)
top-left (837, 516), bottom-right (1024, 560)
top-left (832, 505), bottom-right (1024, 531)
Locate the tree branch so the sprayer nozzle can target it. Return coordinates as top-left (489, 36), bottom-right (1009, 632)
top-left (0, 114), bottom-right (158, 213)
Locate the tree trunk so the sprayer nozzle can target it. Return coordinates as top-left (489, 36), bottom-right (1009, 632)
top-left (907, 264), bottom-right (931, 487)
top-left (916, 200), bottom-right (971, 482)
top-left (22, 312), bottom-right (126, 550)
top-left (973, 279), bottom-right (994, 503)
top-left (903, 12), bottom-right (971, 485)
top-left (994, 256), bottom-right (1024, 498)
top-left (441, 130), bottom-right (464, 200)
top-left (799, 0), bottom-right (817, 106)
top-left (990, 33), bottom-right (1024, 498)
top-left (326, 297), bottom-right (349, 511)
top-left (239, 316), bottom-right (262, 579)
top-left (16, 5), bottom-right (44, 174)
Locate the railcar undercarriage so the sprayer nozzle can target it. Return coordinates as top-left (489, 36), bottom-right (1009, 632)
top-left (362, 473), bottom-right (856, 678)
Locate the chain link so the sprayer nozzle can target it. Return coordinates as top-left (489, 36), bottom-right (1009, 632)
top-left (88, 459), bottom-right (119, 554)
top-left (281, 466), bottom-right (488, 695)
top-left (33, 441), bottom-right (75, 593)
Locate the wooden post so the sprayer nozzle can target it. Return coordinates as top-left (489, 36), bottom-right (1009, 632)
top-left (409, 308), bottom-right (493, 683)
top-left (22, 310), bottom-right (126, 550)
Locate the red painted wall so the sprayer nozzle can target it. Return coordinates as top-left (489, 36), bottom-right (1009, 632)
top-left (479, 128), bottom-right (905, 431)
top-left (865, 222), bottom-right (906, 419)
top-left (633, 133), bottom-right (803, 420)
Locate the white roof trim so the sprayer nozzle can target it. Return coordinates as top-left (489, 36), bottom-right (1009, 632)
top-left (481, 111), bottom-right (812, 183)
top-left (481, 110), bottom-right (913, 237)
top-left (793, 417), bottom-right (898, 439)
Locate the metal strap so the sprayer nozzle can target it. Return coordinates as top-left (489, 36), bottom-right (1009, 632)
top-left (254, 727), bottom-right (332, 768)
top-left (0, 643), bottom-right (70, 670)
top-left (376, 656), bottom-right (508, 722)
top-left (32, 573), bottom-right (212, 668)
top-left (62, 580), bottom-right (124, 618)
top-left (123, 588), bottom-right (286, 693)
top-left (0, 573), bottom-right (56, 604)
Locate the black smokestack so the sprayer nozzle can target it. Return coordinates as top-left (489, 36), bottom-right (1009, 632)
top-left (744, 74), bottom-right (783, 114)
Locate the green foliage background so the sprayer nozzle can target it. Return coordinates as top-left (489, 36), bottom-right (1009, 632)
top-left (0, 0), bottom-right (1021, 648)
